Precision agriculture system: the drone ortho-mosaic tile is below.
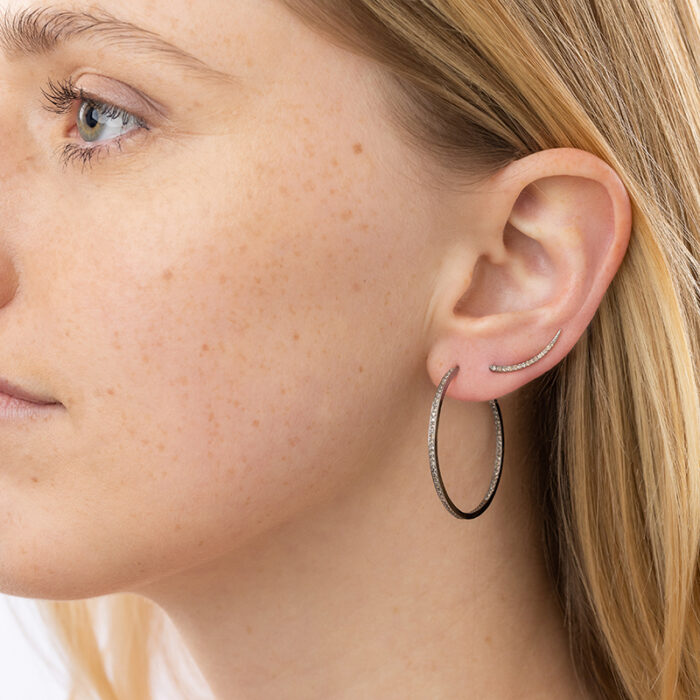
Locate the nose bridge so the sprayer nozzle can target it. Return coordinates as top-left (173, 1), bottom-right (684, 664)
top-left (0, 91), bottom-right (22, 185)
top-left (0, 90), bottom-right (43, 272)
top-left (3, 60), bottom-right (51, 154)
top-left (0, 79), bottom-right (43, 205)
top-left (0, 106), bottom-right (23, 312)
top-left (0, 63), bottom-right (52, 313)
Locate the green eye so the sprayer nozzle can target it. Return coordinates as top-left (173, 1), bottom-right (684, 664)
top-left (76, 100), bottom-right (139, 143)
top-left (40, 76), bottom-right (152, 171)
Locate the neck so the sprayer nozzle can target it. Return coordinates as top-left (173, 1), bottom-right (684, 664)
top-left (135, 381), bottom-right (591, 699)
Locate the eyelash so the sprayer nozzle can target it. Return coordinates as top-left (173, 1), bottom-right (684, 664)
top-left (40, 75), bottom-right (152, 171)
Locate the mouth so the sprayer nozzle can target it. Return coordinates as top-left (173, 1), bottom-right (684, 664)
top-left (0, 377), bottom-right (60, 406)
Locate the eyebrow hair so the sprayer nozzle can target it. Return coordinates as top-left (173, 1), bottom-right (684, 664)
top-left (0, 5), bottom-right (240, 86)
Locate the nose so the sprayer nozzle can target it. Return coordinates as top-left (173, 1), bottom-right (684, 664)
top-left (0, 253), bottom-right (19, 308)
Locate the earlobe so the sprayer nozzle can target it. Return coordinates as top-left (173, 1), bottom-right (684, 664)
top-left (424, 147), bottom-right (632, 402)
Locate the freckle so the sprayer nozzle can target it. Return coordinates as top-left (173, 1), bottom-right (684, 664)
top-left (352, 281), bottom-right (360, 292)
top-left (360, 223), bottom-right (369, 231)
top-left (279, 185), bottom-right (288, 195)
top-left (142, 354), bottom-right (150, 364)
top-left (358, 365), bottom-right (363, 372)
top-left (107, 388), bottom-right (115, 395)
top-left (293, 332), bottom-right (299, 340)
top-left (340, 209), bottom-right (353, 221)
top-left (329, 188), bottom-right (336, 195)
top-left (353, 142), bottom-right (363, 154)
top-left (157, 443), bottom-right (165, 451)
top-left (175, 523), bottom-right (181, 531)
top-left (331, 157), bottom-right (338, 167)
top-left (303, 117), bottom-right (310, 124)
top-left (252, 419), bottom-right (259, 427)
top-left (208, 412), bottom-right (215, 423)
top-left (303, 179), bottom-right (316, 192)
top-left (30, 476), bottom-right (38, 483)
top-left (198, 540), bottom-right (204, 547)
top-left (239, 244), bottom-right (248, 254)
top-left (392, 605), bottom-right (399, 614)
top-left (246, 625), bottom-right (253, 634)
top-left (485, 635), bottom-right (492, 645)
top-left (162, 268), bottom-right (174, 281)
top-left (219, 273), bottom-right (229, 285)
top-left (288, 435), bottom-right (300, 447)
top-left (202, 344), bottom-right (209, 352)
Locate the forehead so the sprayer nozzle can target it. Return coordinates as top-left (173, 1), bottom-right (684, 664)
top-left (0, 0), bottom-right (283, 77)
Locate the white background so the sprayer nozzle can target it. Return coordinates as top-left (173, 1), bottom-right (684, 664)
top-left (0, 594), bottom-right (68, 699)
top-left (0, 594), bottom-right (213, 699)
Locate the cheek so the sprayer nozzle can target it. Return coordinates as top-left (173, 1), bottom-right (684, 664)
top-left (0, 113), bottom-right (435, 602)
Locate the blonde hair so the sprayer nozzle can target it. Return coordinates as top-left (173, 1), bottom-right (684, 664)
top-left (9, 1), bottom-right (699, 698)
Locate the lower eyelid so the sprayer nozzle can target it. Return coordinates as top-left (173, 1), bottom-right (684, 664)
top-left (60, 125), bottom-right (154, 170)
top-left (75, 132), bottom-right (138, 158)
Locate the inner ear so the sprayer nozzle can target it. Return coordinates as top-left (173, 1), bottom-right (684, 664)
top-left (453, 220), bottom-right (555, 318)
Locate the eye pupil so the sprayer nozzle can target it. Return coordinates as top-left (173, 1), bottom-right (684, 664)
top-left (84, 105), bottom-right (100, 129)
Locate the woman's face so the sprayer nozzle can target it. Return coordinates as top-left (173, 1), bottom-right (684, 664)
top-left (0, 0), bottom-right (454, 598)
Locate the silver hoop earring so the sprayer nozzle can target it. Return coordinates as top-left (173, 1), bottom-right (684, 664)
top-left (428, 329), bottom-right (562, 519)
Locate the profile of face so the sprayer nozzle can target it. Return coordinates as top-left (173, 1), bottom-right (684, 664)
top-left (0, 0), bottom-right (630, 607)
top-left (0, 0), bottom-right (435, 599)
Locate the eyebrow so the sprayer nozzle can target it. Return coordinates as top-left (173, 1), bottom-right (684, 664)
top-left (0, 5), bottom-right (240, 86)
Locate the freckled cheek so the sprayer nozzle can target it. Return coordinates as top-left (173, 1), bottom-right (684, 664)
top-left (129, 224), bottom-right (347, 411)
top-left (50, 218), bottom-right (399, 559)
top-left (114, 157), bottom-right (389, 414)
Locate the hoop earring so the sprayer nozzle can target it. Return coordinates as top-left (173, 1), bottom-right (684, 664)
top-left (428, 329), bottom-right (562, 519)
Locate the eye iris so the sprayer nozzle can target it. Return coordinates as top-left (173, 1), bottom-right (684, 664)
top-left (77, 102), bottom-right (107, 141)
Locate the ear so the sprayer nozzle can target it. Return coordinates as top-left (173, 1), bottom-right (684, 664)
top-left (425, 147), bottom-right (632, 401)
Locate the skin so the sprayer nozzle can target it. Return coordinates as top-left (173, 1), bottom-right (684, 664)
top-left (0, 0), bottom-right (632, 698)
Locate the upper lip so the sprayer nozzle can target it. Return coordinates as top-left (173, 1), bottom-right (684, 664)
top-left (0, 377), bottom-right (59, 405)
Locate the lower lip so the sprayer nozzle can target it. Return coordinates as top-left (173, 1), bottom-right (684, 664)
top-left (0, 392), bottom-right (61, 418)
